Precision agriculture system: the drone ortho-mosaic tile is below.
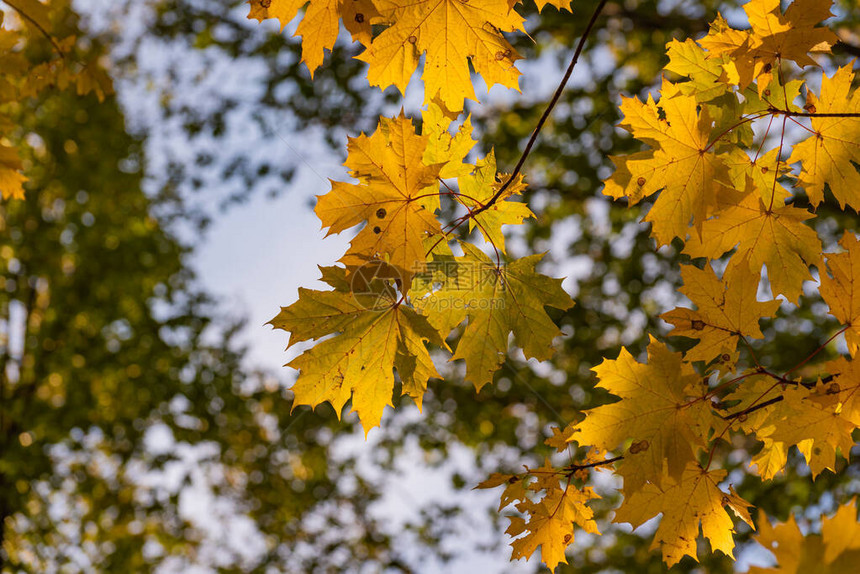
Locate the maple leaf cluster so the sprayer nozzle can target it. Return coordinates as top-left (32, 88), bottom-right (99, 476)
top-left (575, 0), bottom-right (860, 568)
top-left (247, 0), bottom-right (860, 570)
top-left (270, 110), bottom-right (573, 433)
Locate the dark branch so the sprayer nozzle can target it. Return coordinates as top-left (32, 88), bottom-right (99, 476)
top-left (468, 0), bottom-right (609, 220)
top-left (562, 455), bottom-right (623, 475)
top-left (3, 0), bottom-right (65, 57)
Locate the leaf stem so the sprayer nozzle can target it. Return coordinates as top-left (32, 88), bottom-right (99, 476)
top-left (703, 113), bottom-right (769, 153)
top-left (784, 325), bottom-right (849, 377)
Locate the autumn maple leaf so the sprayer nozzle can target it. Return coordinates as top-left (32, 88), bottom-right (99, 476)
top-left (788, 65), bottom-right (860, 212)
top-left (747, 381), bottom-right (856, 479)
top-left (508, 483), bottom-right (600, 570)
top-left (603, 81), bottom-right (727, 244)
top-left (269, 267), bottom-right (444, 434)
top-left (573, 338), bottom-right (721, 491)
top-left (699, 0), bottom-right (837, 92)
top-left (247, 0), bottom-right (379, 74)
top-left (750, 501), bottom-right (860, 573)
top-left (614, 463), bottom-right (753, 567)
top-left (315, 114), bottom-right (443, 278)
top-left (683, 181), bottom-right (821, 303)
top-left (0, 143), bottom-right (27, 200)
top-left (357, 0), bottom-right (525, 111)
top-left (662, 263), bottom-right (780, 364)
top-left (416, 243), bottom-right (572, 390)
top-left (456, 152), bottom-right (533, 253)
top-left (820, 233), bottom-right (860, 356)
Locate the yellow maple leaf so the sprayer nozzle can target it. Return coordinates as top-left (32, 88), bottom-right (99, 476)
top-left (750, 441), bottom-right (788, 480)
top-left (269, 272), bottom-right (444, 434)
top-left (573, 338), bottom-right (720, 491)
top-left (699, 0), bottom-right (837, 92)
top-left (820, 498), bottom-right (860, 564)
top-left (508, 485), bottom-right (599, 570)
top-left (603, 81), bottom-right (727, 245)
top-left (750, 501), bottom-right (860, 573)
top-left (544, 423), bottom-right (576, 453)
top-left (749, 513), bottom-right (809, 573)
top-left (315, 115), bottom-right (443, 277)
top-left (787, 65), bottom-right (860, 212)
top-left (664, 38), bottom-right (731, 102)
top-left (723, 374), bottom-right (782, 431)
top-left (457, 151), bottom-right (533, 253)
top-left (820, 233), bottom-right (860, 356)
top-left (356, 0), bottom-right (525, 111)
top-left (504, 460), bottom-right (600, 571)
top-left (476, 472), bottom-right (529, 512)
top-left (724, 147), bottom-right (792, 206)
top-left (821, 357), bottom-right (860, 427)
top-left (477, 459), bottom-right (601, 570)
top-left (474, 471), bottom-right (518, 490)
top-left (613, 463), bottom-right (753, 567)
top-left (662, 263), bottom-right (780, 364)
top-left (683, 182), bottom-right (821, 303)
top-left (533, 0), bottom-right (572, 12)
top-left (754, 382), bottom-right (856, 478)
top-left (720, 375), bottom-right (792, 478)
top-left (421, 100), bottom-right (476, 179)
top-left (720, 374), bottom-right (829, 481)
top-left (415, 243), bottom-right (572, 390)
top-left (0, 143), bottom-right (27, 200)
top-left (246, 0), bottom-right (379, 75)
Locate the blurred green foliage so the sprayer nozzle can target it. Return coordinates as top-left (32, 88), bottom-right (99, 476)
top-left (2, 0), bottom-right (860, 572)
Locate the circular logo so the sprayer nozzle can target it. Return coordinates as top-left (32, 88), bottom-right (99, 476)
top-left (349, 260), bottom-right (404, 310)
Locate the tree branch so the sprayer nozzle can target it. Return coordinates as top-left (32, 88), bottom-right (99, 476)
top-left (562, 455), bottom-right (622, 476)
top-left (2, 0), bottom-right (64, 57)
top-left (468, 0), bottom-right (609, 220)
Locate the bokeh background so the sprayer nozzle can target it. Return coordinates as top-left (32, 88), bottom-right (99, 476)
top-left (2, 0), bottom-right (860, 572)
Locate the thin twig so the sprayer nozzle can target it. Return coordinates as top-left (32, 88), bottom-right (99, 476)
top-left (468, 0), bottom-right (609, 220)
top-left (562, 455), bottom-right (623, 475)
top-left (784, 326), bottom-right (849, 377)
top-left (720, 395), bottom-right (783, 421)
top-left (771, 110), bottom-right (860, 118)
top-left (3, 0), bottom-right (65, 58)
